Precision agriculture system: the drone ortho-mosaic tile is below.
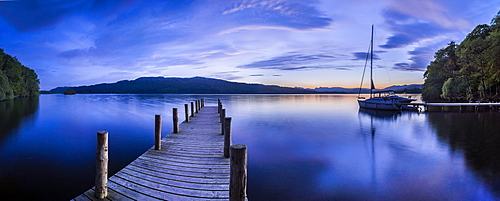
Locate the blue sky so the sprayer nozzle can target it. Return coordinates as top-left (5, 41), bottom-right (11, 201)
top-left (1, 0), bottom-right (499, 90)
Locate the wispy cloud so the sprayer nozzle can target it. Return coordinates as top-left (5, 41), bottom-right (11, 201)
top-left (221, 0), bottom-right (333, 30)
top-left (379, 9), bottom-right (450, 49)
top-left (237, 53), bottom-right (338, 71)
top-left (351, 51), bottom-right (386, 61)
top-left (392, 43), bottom-right (445, 71)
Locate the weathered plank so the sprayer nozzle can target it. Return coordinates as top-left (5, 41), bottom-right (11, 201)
top-left (72, 106), bottom-right (230, 200)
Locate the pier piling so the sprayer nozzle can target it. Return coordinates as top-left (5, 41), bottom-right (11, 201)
top-left (184, 104), bottom-right (189, 122)
top-left (95, 131), bottom-right (109, 199)
top-left (173, 108), bottom-right (179, 133)
top-left (191, 102), bottom-right (195, 117)
top-left (155, 115), bottom-right (162, 150)
top-left (230, 144), bottom-right (247, 201)
top-left (224, 117), bottom-right (232, 158)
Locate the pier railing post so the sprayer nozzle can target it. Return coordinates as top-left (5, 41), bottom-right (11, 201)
top-left (155, 115), bottom-right (162, 150)
top-left (201, 98), bottom-right (205, 108)
top-left (220, 109), bottom-right (226, 134)
top-left (184, 104), bottom-right (189, 122)
top-left (195, 100), bottom-right (199, 113)
top-left (191, 102), bottom-right (195, 117)
top-left (218, 99), bottom-right (221, 113)
top-left (173, 108), bottom-right (179, 133)
top-left (230, 144), bottom-right (247, 201)
top-left (95, 131), bottom-right (109, 199)
top-left (224, 117), bottom-right (232, 157)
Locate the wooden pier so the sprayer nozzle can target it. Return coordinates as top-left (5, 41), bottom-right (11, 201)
top-left (404, 102), bottom-right (500, 112)
top-left (72, 99), bottom-right (247, 201)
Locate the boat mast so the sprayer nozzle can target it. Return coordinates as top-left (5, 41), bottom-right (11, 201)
top-left (370, 24), bottom-right (374, 98)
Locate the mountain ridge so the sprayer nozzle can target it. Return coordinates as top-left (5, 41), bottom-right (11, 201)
top-left (47, 76), bottom-right (422, 94)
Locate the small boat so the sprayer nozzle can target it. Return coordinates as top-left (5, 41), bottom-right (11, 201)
top-left (357, 25), bottom-right (415, 110)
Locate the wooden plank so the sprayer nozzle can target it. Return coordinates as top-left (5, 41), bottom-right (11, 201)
top-left (107, 179), bottom-right (160, 200)
top-left (113, 171), bottom-right (229, 198)
top-left (124, 165), bottom-right (229, 184)
top-left (138, 155), bottom-right (229, 169)
top-left (134, 156), bottom-right (230, 173)
top-left (110, 176), bottom-right (227, 200)
top-left (119, 168), bottom-right (229, 190)
top-left (128, 160), bottom-right (230, 179)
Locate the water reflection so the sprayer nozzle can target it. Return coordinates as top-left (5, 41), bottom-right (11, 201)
top-left (0, 96), bottom-right (39, 146)
top-left (427, 112), bottom-right (500, 197)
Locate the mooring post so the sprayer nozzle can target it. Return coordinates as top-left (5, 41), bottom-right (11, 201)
top-left (220, 109), bottom-right (226, 135)
top-left (191, 102), bottom-right (195, 117)
top-left (95, 131), bottom-right (109, 199)
top-left (220, 108), bottom-right (226, 123)
top-left (197, 100), bottom-right (201, 111)
top-left (218, 99), bottom-right (221, 113)
top-left (224, 117), bottom-right (232, 157)
top-left (155, 115), bottom-right (162, 150)
top-left (184, 104), bottom-right (189, 122)
top-left (195, 100), bottom-right (199, 113)
top-left (173, 108), bottom-right (179, 133)
top-left (201, 98), bottom-right (205, 108)
top-left (230, 144), bottom-right (247, 201)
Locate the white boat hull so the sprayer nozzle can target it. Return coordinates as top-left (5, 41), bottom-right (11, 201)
top-left (358, 99), bottom-right (401, 110)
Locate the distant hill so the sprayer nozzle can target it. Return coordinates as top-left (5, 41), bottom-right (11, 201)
top-left (309, 84), bottom-right (423, 93)
top-left (48, 77), bottom-right (423, 94)
top-left (49, 77), bottom-right (316, 94)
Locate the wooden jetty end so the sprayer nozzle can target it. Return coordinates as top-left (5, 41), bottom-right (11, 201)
top-left (404, 102), bottom-right (500, 112)
top-left (72, 102), bottom-right (246, 200)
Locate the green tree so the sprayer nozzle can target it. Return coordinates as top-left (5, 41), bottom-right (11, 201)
top-left (0, 70), bottom-right (14, 100)
top-left (0, 49), bottom-right (39, 100)
top-left (456, 24), bottom-right (492, 100)
top-left (422, 42), bottom-right (458, 102)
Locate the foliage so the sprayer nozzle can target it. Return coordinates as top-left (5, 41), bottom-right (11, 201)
top-left (423, 11), bottom-right (500, 102)
top-left (64, 88), bottom-right (76, 95)
top-left (0, 49), bottom-right (40, 100)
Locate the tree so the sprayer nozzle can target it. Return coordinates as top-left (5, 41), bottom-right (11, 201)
top-left (0, 49), bottom-right (39, 100)
top-left (456, 24), bottom-right (492, 101)
top-left (422, 42), bottom-right (458, 102)
top-left (64, 88), bottom-right (76, 95)
top-left (0, 70), bottom-right (14, 100)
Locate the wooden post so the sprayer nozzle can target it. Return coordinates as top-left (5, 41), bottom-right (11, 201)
top-left (230, 144), bottom-right (247, 201)
top-left (191, 102), bottom-right (195, 117)
top-left (224, 117), bottom-right (231, 157)
top-left (218, 99), bottom-right (221, 113)
top-left (173, 108), bottom-right (179, 133)
top-left (197, 100), bottom-right (200, 111)
top-left (220, 109), bottom-right (226, 135)
top-left (155, 115), bottom-right (162, 150)
top-left (220, 108), bottom-right (226, 123)
top-left (195, 100), bottom-right (199, 113)
top-left (201, 98), bottom-right (205, 108)
top-left (95, 131), bottom-right (109, 199)
top-left (184, 104), bottom-right (189, 122)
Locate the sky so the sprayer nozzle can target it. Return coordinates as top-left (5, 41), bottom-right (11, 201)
top-left (0, 0), bottom-right (499, 90)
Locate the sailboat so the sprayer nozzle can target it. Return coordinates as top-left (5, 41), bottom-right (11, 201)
top-left (357, 25), bottom-right (415, 110)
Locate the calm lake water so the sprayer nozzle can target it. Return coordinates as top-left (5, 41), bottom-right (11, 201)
top-left (1, 94), bottom-right (499, 200)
